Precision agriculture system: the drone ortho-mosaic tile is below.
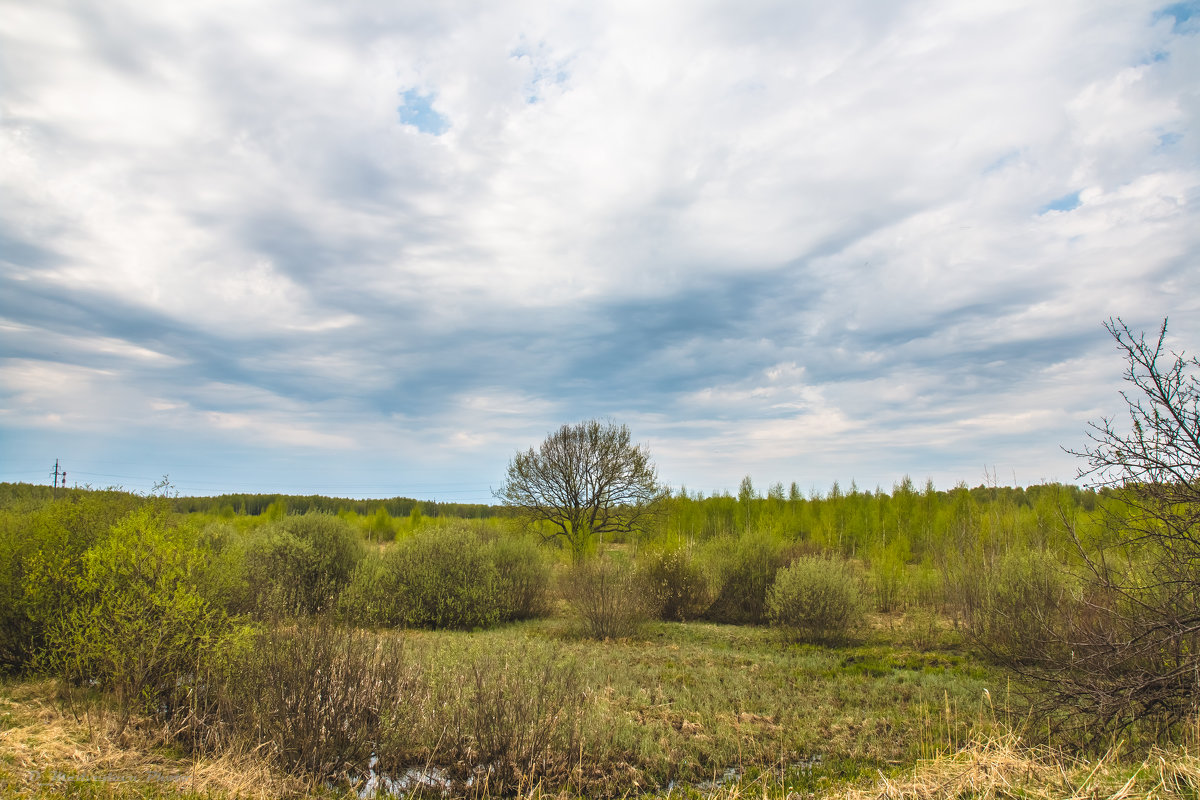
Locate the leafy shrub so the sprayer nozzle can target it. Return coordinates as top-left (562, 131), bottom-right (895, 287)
top-left (642, 546), bottom-right (711, 621)
top-left (340, 526), bottom-right (548, 630)
top-left (191, 522), bottom-right (259, 615)
top-left (391, 525), bottom-right (502, 629)
top-left (243, 513), bottom-right (363, 615)
top-left (703, 533), bottom-right (784, 624)
top-left (366, 506), bottom-right (395, 542)
top-left (381, 525), bottom-right (504, 629)
top-left (0, 492), bottom-right (141, 671)
top-left (489, 534), bottom-right (552, 622)
top-left (41, 506), bottom-right (230, 734)
top-left (338, 555), bottom-right (394, 626)
top-left (965, 549), bottom-right (1074, 665)
top-left (869, 540), bottom-right (910, 612)
top-left (561, 556), bottom-right (653, 639)
top-left (767, 555), bottom-right (864, 643)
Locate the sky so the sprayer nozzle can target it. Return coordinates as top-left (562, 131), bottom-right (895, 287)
top-left (1, 0), bottom-right (1198, 502)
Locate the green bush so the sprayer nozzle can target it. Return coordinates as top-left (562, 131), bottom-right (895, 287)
top-left (642, 546), bottom-right (711, 621)
top-left (367, 525), bottom-right (504, 629)
top-left (338, 555), bottom-right (395, 626)
top-left (391, 525), bottom-right (502, 629)
top-left (703, 533), bottom-right (783, 624)
top-left (561, 556), bottom-right (653, 639)
top-left (489, 534), bottom-right (552, 622)
top-left (244, 513), bottom-right (364, 615)
top-left (192, 521), bottom-right (258, 615)
top-left (766, 555), bottom-right (864, 643)
top-left (41, 506), bottom-right (229, 734)
top-left (0, 492), bottom-right (141, 671)
top-left (869, 542), bottom-right (909, 613)
top-left (341, 528), bottom-right (550, 629)
top-left (366, 506), bottom-right (395, 542)
top-left (965, 548), bottom-right (1074, 665)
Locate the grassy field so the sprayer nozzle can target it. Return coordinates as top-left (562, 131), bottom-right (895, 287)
top-left (0, 612), bottom-right (1006, 798)
top-left (4, 614), bottom-right (1199, 799)
top-left (3, 480), bottom-right (1199, 798)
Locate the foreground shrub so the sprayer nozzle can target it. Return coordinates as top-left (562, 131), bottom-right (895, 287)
top-left (384, 640), bottom-right (588, 793)
top-left (341, 526), bottom-right (550, 629)
top-left (244, 513), bottom-right (364, 615)
top-left (42, 506), bottom-right (230, 735)
top-left (642, 546), bottom-right (711, 621)
top-left (964, 548), bottom-right (1074, 666)
top-left (561, 556), bottom-right (653, 639)
top-left (767, 555), bottom-right (864, 643)
top-left (391, 525), bottom-right (502, 629)
top-left (489, 533), bottom-right (553, 621)
top-left (703, 533), bottom-right (784, 624)
top-left (1, 492), bottom-right (141, 671)
top-left (338, 555), bottom-right (394, 626)
top-left (348, 525), bottom-right (503, 629)
top-left (194, 616), bottom-right (413, 781)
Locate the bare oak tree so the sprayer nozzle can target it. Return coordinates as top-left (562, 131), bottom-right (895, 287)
top-left (496, 420), bottom-right (665, 557)
top-left (1008, 318), bottom-right (1200, 737)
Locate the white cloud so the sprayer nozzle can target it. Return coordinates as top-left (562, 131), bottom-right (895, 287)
top-left (2, 0), bottom-right (1196, 495)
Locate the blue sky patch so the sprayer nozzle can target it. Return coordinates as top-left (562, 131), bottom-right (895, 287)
top-left (397, 89), bottom-right (449, 135)
top-left (1158, 131), bottom-right (1182, 149)
top-left (1154, 1), bottom-right (1200, 32)
top-left (1039, 190), bottom-right (1081, 214)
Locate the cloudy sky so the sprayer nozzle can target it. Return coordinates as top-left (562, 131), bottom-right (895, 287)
top-left (2, 0), bottom-right (1197, 501)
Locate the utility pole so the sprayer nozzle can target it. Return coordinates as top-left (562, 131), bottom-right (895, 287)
top-left (51, 459), bottom-right (66, 496)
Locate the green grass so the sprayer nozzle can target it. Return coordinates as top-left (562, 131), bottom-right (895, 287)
top-left (388, 615), bottom-right (1009, 792)
top-left (0, 615), bottom-right (1016, 798)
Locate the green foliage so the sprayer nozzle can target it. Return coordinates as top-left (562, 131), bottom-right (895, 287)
top-left (346, 525), bottom-right (502, 629)
top-left (489, 533), bottom-right (553, 621)
top-left (703, 532), bottom-right (784, 624)
top-left (190, 522), bottom-right (256, 615)
top-left (263, 498), bottom-right (287, 521)
top-left (869, 538), bottom-right (912, 612)
top-left (338, 554), bottom-right (393, 625)
top-left (243, 513), bottom-right (363, 615)
top-left (367, 505), bottom-right (395, 541)
top-left (965, 548), bottom-right (1075, 665)
top-left (767, 555), bottom-right (865, 643)
top-left (341, 526), bottom-right (550, 630)
top-left (40, 506), bottom-right (229, 734)
top-left (641, 545), bottom-right (711, 621)
top-left (392, 525), bottom-right (502, 629)
top-left (0, 491), bottom-right (141, 671)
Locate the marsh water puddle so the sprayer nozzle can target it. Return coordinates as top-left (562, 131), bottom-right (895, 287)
top-left (356, 755), bottom-right (826, 798)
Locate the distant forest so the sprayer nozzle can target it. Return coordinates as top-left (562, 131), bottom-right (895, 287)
top-left (0, 482), bottom-right (498, 519)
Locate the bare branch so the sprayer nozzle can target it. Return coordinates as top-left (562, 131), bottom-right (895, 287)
top-left (495, 420), bottom-right (666, 557)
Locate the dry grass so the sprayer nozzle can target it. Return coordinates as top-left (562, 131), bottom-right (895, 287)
top-left (849, 734), bottom-right (1200, 800)
top-left (0, 679), bottom-right (307, 799)
top-left (3, 681), bottom-right (1198, 800)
